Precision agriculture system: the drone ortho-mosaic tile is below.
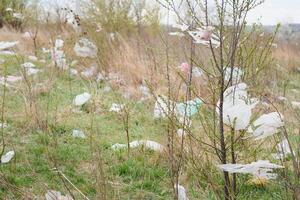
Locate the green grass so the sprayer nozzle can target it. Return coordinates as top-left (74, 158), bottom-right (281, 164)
top-left (0, 53), bottom-right (299, 199)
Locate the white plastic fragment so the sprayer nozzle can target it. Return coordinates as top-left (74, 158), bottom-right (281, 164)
top-left (0, 75), bottom-right (22, 83)
top-left (1, 151), bottom-right (15, 164)
top-left (218, 160), bottom-right (284, 180)
top-left (74, 38), bottom-right (98, 58)
top-left (139, 85), bottom-right (151, 100)
top-left (192, 67), bottom-right (203, 78)
top-left (13, 12), bottom-right (23, 20)
top-left (291, 101), bottom-right (300, 109)
top-left (111, 140), bottom-right (164, 152)
top-left (272, 139), bottom-right (293, 160)
top-left (28, 55), bottom-right (38, 61)
top-left (51, 38), bottom-right (68, 70)
top-left (154, 96), bottom-right (201, 119)
top-left (218, 83), bottom-right (258, 131)
top-left (22, 32), bottom-right (31, 39)
top-left (224, 67), bottom-right (243, 84)
top-left (172, 24), bottom-right (189, 32)
top-left (154, 96), bottom-right (176, 119)
top-left (81, 65), bottom-right (97, 79)
top-left (278, 96), bottom-right (288, 102)
top-left (103, 85), bottom-right (111, 93)
top-left (169, 32), bottom-right (185, 37)
top-left (0, 41), bottom-right (19, 51)
top-left (21, 62), bottom-right (35, 69)
top-left (251, 112), bottom-right (284, 140)
top-left (45, 190), bottom-right (73, 200)
top-left (72, 130), bottom-right (86, 139)
top-left (73, 92), bottom-right (91, 106)
top-left (0, 122), bottom-right (8, 128)
top-left (21, 62), bottom-right (40, 76)
top-left (176, 184), bottom-right (189, 200)
top-left (70, 69), bottom-right (78, 76)
top-left (188, 26), bottom-right (220, 48)
top-left (109, 103), bottom-right (124, 113)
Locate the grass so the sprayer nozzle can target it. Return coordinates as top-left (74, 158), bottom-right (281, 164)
top-left (0, 38), bottom-right (299, 199)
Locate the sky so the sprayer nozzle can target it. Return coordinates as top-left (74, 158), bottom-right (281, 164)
top-left (39, 0), bottom-right (300, 25)
top-left (246, 0), bottom-right (300, 25)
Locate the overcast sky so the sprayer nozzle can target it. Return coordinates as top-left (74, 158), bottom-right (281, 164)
top-left (158, 0), bottom-right (300, 25)
top-left (247, 0), bottom-right (300, 25)
top-left (40, 0), bottom-right (300, 25)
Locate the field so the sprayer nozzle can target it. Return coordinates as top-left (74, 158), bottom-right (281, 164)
top-left (0, 1), bottom-right (300, 199)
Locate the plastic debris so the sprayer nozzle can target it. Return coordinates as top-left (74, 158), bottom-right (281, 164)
top-left (0, 75), bottom-right (22, 83)
top-left (103, 85), bottom-right (111, 93)
top-left (251, 112), bottom-right (284, 140)
top-left (0, 123), bottom-right (8, 128)
top-left (175, 184), bottom-right (189, 200)
top-left (188, 26), bottom-right (220, 48)
top-left (272, 139), bottom-right (293, 160)
top-left (224, 67), bottom-right (243, 84)
top-left (69, 69), bottom-right (78, 76)
top-left (291, 101), bottom-right (300, 109)
top-left (154, 96), bottom-right (201, 119)
top-left (192, 67), bottom-right (203, 78)
top-left (177, 129), bottom-right (187, 137)
top-left (74, 38), bottom-right (98, 58)
top-left (55, 39), bottom-right (64, 49)
top-left (169, 32), bottom-right (185, 37)
top-left (109, 103), bottom-right (124, 113)
top-left (21, 62), bottom-right (40, 76)
top-left (72, 130), bottom-right (86, 139)
top-left (112, 140), bottom-right (164, 152)
top-left (1, 151), bottom-right (15, 164)
top-left (218, 160), bottom-right (284, 180)
top-left (154, 96), bottom-right (176, 119)
top-left (172, 24), bottom-right (189, 32)
top-left (139, 85), bottom-right (151, 100)
top-left (278, 96), bottom-right (288, 102)
top-left (96, 73), bottom-right (105, 82)
top-left (179, 63), bottom-right (189, 73)
top-left (0, 41), bottom-right (19, 51)
top-left (45, 190), bottom-right (73, 200)
top-left (13, 12), bottom-right (23, 20)
top-left (73, 92), bottom-right (91, 106)
top-left (22, 32), bottom-right (31, 39)
top-left (218, 83), bottom-right (258, 131)
top-left (51, 39), bottom-right (68, 70)
top-left (176, 98), bottom-right (202, 117)
top-left (28, 55), bottom-right (38, 61)
top-left (81, 65), bottom-right (97, 79)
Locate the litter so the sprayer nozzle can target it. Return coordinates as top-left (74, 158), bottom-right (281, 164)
top-left (0, 41), bottom-right (19, 51)
top-left (28, 55), bottom-right (38, 61)
top-left (72, 130), bottom-right (86, 139)
top-left (73, 92), bottom-right (91, 106)
top-left (272, 139), bottom-right (293, 160)
top-left (175, 184), bottom-right (189, 200)
top-left (74, 38), bottom-right (98, 58)
top-left (291, 101), bottom-right (300, 109)
top-left (109, 103), bottom-right (124, 113)
top-left (81, 65), bottom-right (97, 79)
top-left (45, 190), bottom-right (73, 200)
top-left (218, 160), bottom-right (284, 180)
top-left (1, 151), bottom-right (15, 164)
top-left (112, 140), bottom-right (164, 152)
top-left (224, 67), bottom-right (243, 84)
top-left (176, 98), bottom-right (202, 117)
top-left (154, 96), bottom-right (201, 119)
top-left (251, 112), bottom-right (284, 140)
